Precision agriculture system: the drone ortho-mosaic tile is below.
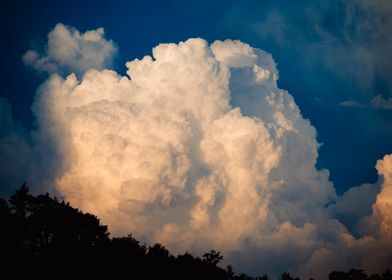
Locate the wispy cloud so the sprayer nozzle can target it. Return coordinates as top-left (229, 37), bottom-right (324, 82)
top-left (339, 100), bottom-right (366, 108)
top-left (340, 95), bottom-right (392, 110)
top-left (224, 0), bottom-right (392, 102)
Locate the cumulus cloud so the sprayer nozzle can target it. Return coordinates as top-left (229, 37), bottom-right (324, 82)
top-left (3, 23), bottom-right (390, 279)
top-left (22, 23), bottom-right (117, 77)
top-left (373, 154), bottom-right (392, 240)
top-left (26, 28), bottom-right (392, 278)
top-left (308, 156), bottom-right (392, 277)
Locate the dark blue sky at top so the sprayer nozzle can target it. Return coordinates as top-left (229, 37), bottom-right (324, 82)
top-left (1, 0), bottom-right (391, 194)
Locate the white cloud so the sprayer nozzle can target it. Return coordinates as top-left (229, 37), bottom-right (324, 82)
top-left (373, 154), bottom-right (392, 240)
top-left (339, 100), bottom-right (366, 108)
top-left (302, 155), bottom-right (392, 278)
top-left (22, 23), bottom-right (117, 77)
top-left (6, 23), bottom-right (392, 279)
top-left (31, 38), bottom-right (334, 277)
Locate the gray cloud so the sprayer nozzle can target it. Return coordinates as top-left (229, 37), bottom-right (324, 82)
top-left (371, 95), bottom-right (392, 110)
top-left (224, 0), bottom-right (392, 102)
top-left (0, 98), bottom-right (33, 195)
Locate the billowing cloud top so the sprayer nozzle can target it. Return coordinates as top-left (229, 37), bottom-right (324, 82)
top-left (22, 23), bottom-right (117, 77)
top-left (3, 24), bottom-right (391, 279)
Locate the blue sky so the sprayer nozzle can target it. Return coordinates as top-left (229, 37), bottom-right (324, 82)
top-left (1, 0), bottom-right (391, 193)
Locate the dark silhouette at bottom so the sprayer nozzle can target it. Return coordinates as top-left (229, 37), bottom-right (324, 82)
top-left (0, 184), bottom-right (391, 280)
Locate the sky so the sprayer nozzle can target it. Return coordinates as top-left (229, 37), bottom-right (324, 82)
top-left (1, 0), bottom-right (392, 192)
top-left (1, 0), bottom-right (392, 278)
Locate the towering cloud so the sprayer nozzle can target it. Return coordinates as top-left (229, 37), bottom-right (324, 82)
top-left (4, 24), bottom-right (391, 279)
top-left (23, 23), bottom-right (117, 77)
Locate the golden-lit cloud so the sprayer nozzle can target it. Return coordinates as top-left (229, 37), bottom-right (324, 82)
top-left (1, 24), bottom-right (390, 279)
top-left (23, 23), bottom-right (116, 77)
top-left (374, 154), bottom-right (392, 239)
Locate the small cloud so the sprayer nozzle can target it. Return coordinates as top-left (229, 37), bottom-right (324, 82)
top-left (340, 95), bottom-right (392, 110)
top-left (22, 23), bottom-right (117, 77)
top-left (371, 95), bottom-right (392, 110)
top-left (339, 99), bottom-right (366, 108)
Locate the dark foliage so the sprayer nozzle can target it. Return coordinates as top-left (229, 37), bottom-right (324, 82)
top-left (281, 272), bottom-right (300, 280)
top-left (0, 184), bottom-right (260, 279)
top-left (0, 184), bottom-right (391, 280)
top-left (329, 270), bottom-right (392, 280)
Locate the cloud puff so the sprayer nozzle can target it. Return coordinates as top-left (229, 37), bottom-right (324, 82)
top-left (371, 95), bottom-right (392, 110)
top-left (28, 30), bottom-right (392, 279)
top-left (373, 154), bottom-right (392, 240)
top-left (302, 156), bottom-right (392, 278)
top-left (22, 23), bottom-right (117, 77)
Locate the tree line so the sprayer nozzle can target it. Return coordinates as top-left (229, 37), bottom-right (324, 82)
top-left (0, 184), bottom-right (391, 280)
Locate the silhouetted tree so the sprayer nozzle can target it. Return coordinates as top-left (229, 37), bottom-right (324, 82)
top-left (226, 264), bottom-right (235, 278)
top-left (9, 182), bottom-right (31, 218)
top-left (329, 269), bottom-right (392, 280)
top-left (148, 242), bottom-right (171, 259)
top-left (347, 269), bottom-right (368, 280)
top-left (281, 272), bottom-right (300, 280)
top-left (382, 270), bottom-right (392, 280)
top-left (203, 249), bottom-right (223, 266)
top-left (257, 274), bottom-right (270, 280)
top-left (235, 273), bottom-right (255, 280)
top-left (330, 271), bottom-right (349, 280)
top-left (1, 184), bottom-right (390, 280)
top-left (110, 233), bottom-right (147, 259)
top-left (1, 184), bottom-right (110, 278)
